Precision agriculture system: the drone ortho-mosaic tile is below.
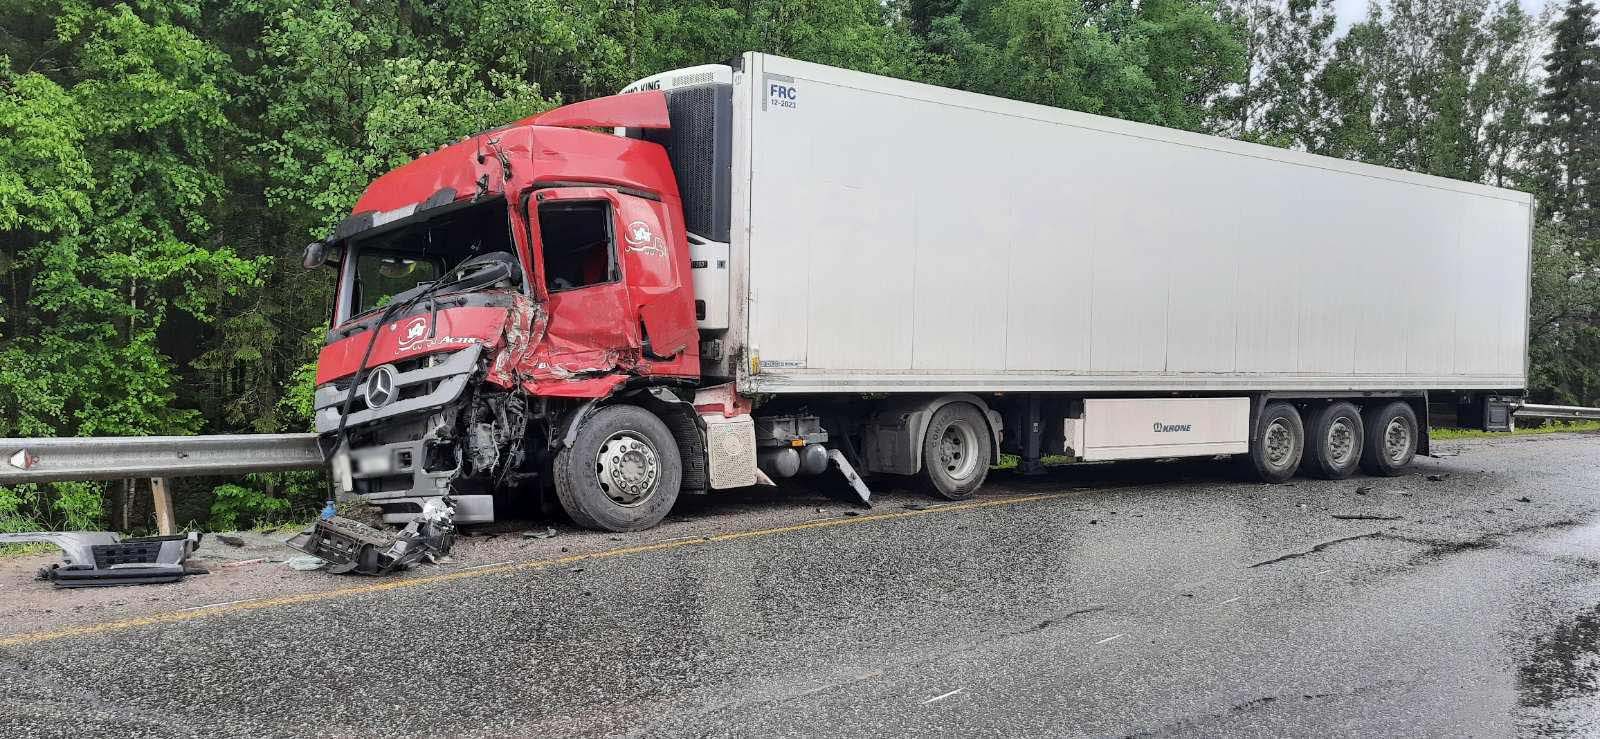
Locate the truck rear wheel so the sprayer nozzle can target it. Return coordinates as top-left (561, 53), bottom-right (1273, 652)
top-left (1360, 401), bottom-right (1418, 476)
top-left (1249, 402), bottom-right (1304, 483)
top-left (918, 403), bottom-right (991, 500)
top-left (554, 404), bottom-right (682, 532)
top-left (1303, 402), bottom-right (1364, 479)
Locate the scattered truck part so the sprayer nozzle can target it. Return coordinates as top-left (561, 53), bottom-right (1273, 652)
top-left (0, 531), bottom-right (203, 588)
top-left (285, 498), bottom-right (456, 575)
top-left (301, 53), bottom-right (1532, 533)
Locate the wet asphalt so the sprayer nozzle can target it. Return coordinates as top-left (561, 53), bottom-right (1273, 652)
top-left (1, 433), bottom-right (1598, 737)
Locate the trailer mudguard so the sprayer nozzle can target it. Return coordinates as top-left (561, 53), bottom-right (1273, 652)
top-left (861, 394), bottom-right (1002, 476)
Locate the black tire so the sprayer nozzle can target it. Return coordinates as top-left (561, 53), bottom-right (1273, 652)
top-left (1302, 402), bottom-right (1365, 479)
top-left (1360, 401), bottom-right (1418, 476)
top-left (1249, 401), bottom-right (1305, 483)
top-left (554, 404), bottom-right (682, 532)
top-left (918, 403), bottom-right (992, 500)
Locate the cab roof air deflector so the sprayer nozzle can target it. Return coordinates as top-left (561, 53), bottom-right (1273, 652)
top-left (524, 90), bottom-right (671, 130)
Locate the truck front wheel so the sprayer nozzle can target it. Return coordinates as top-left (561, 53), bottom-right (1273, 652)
top-left (918, 403), bottom-right (992, 500)
top-left (1249, 402), bottom-right (1304, 483)
top-left (1303, 402), bottom-right (1364, 479)
top-left (1360, 401), bottom-right (1418, 476)
top-left (554, 404), bottom-right (683, 532)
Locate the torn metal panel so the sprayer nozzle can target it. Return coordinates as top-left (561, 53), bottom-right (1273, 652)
top-left (286, 497), bottom-right (455, 576)
top-left (0, 531), bottom-right (202, 588)
top-left (485, 296), bottom-right (543, 388)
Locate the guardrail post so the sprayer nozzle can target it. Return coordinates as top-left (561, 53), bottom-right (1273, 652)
top-left (151, 477), bottom-right (176, 536)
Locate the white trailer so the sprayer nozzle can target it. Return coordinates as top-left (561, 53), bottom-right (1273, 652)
top-left (633, 52), bottom-right (1532, 496)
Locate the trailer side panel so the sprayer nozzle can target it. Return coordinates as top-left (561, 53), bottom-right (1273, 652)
top-left (734, 54), bottom-right (1532, 395)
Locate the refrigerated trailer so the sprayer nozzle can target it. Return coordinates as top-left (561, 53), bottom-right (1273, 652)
top-left (302, 53), bottom-right (1532, 535)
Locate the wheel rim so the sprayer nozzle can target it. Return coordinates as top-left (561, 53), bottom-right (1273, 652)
top-left (1327, 418), bottom-right (1355, 467)
top-left (1264, 419), bottom-right (1295, 469)
top-left (595, 430), bottom-right (659, 507)
top-left (938, 421), bottom-right (981, 481)
top-left (1383, 417), bottom-right (1412, 464)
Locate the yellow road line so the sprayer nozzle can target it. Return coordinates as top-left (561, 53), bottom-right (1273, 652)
top-left (0, 492), bottom-right (1067, 649)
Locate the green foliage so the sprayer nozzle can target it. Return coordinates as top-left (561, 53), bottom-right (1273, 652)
top-left (1528, 224), bottom-right (1600, 404)
top-left (910, 0), bottom-right (1246, 130)
top-left (208, 470), bottom-right (323, 530)
top-left (1214, 0), bottom-right (1338, 145)
top-left (1532, 0), bottom-right (1600, 229)
top-left (1431, 419), bottom-right (1600, 439)
top-left (209, 481), bottom-right (289, 531)
top-left (0, 480), bottom-right (103, 531)
top-left (1310, 0), bottom-right (1537, 184)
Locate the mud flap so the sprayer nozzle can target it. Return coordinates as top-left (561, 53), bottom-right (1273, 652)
top-left (827, 449), bottom-right (873, 506)
top-left (286, 498), bottom-right (455, 576)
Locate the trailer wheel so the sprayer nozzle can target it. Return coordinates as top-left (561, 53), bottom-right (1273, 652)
top-left (1360, 401), bottom-right (1418, 476)
top-left (1249, 402), bottom-right (1304, 483)
top-left (554, 404), bottom-right (682, 532)
top-left (1303, 402), bottom-right (1365, 479)
top-left (918, 403), bottom-right (992, 500)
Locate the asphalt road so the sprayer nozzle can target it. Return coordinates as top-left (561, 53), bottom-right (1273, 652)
top-left (2, 433), bottom-right (1598, 737)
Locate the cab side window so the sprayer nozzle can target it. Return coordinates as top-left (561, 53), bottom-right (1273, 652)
top-left (539, 201), bottom-right (616, 292)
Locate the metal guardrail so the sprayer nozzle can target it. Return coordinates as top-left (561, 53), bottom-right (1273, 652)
top-left (1513, 403), bottom-right (1600, 421)
top-left (0, 433), bottom-right (323, 486)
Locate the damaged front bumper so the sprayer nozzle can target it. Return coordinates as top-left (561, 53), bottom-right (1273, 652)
top-left (0, 531), bottom-right (202, 588)
top-left (285, 498), bottom-right (455, 576)
top-left (314, 343), bottom-right (495, 525)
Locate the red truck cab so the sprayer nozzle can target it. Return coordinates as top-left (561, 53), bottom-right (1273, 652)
top-left (306, 92), bottom-right (704, 531)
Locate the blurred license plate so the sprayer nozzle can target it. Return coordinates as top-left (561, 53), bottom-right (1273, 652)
top-left (355, 453), bottom-right (392, 475)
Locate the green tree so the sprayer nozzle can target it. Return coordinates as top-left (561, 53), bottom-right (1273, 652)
top-left (0, 2), bottom-right (261, 529)
top-left (1313, 0), bottom-right (1537, 185)
top-left (1528, 225), bottom-right (1600, 404)
top-left (1533, 0), bottom-right (1600, 231)
top-left (910, 0), bottom-right (1246, 131)
top-left (1215, 0), bottom-right (1337, 146)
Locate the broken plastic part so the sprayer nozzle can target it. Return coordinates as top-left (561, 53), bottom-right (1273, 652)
top-left (0, 531), bottom-right (202, 588)
top-left (286, 496), bottom-right (456, 576)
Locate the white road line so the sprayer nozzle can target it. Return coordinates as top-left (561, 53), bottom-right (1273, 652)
top-left (1211, 596), bottom-right (1241, 608)
top-left (921, 688), bottom-right (965, 704)
top-left (1095, 633), bottom-right (1126, 645)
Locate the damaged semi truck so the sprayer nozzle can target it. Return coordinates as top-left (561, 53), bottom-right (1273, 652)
top-left (300, 53), bottom-right (1533, 540)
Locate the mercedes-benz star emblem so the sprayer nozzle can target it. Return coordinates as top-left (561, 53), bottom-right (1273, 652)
top-left (364, 365), bottom-right (398, 409)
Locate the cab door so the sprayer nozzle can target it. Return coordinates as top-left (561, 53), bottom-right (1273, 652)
top-left (612, 191), bottom-right (697, 367)
top-left (527, 187), bottom-right (639, 371)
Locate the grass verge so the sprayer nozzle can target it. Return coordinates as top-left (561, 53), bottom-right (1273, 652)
top-left (1432, 419), bottom-right (1600, 440)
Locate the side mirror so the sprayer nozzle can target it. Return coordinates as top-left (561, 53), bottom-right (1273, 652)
top-left (302, 241), bottom-right (340, 269)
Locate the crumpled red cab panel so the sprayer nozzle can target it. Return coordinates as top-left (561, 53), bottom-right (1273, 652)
top-left (316, 306), bottom-right (509, 385)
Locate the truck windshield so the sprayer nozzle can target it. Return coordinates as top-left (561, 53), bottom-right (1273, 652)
top-left (341, 199), bottom-right (517, 320)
